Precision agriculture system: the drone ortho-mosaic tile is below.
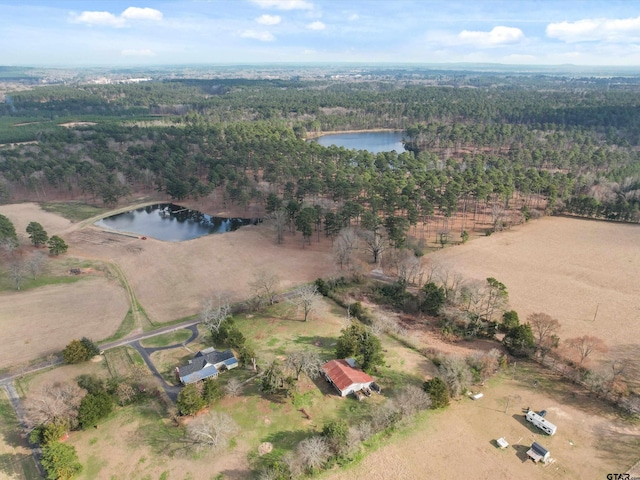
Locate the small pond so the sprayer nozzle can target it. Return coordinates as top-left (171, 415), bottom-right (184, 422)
top-left (313, 131), bottom-right (406, 153)
top-left (94, 203), bottom-right (260, 242)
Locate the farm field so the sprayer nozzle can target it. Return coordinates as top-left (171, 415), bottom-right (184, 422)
top-left (430, 216), bottom-right (640, 354)
top-left (2, 201), bottom-right (640, 479)
top-left (0, 277), bottom-right (129, 370)
top-left (325, 362), bottom-right (640, 480)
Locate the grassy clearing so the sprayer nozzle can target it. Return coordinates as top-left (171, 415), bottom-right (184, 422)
top-left (40, 202), bottom-right (108, 222)
top-left (103, 347), bottom-right (137, 378)
top-left (0, 273), bottom-right (82, 292)
top-left (100, 309), bottom-right (136, 344)
top-left (139, 329), bottom-right (193, 348)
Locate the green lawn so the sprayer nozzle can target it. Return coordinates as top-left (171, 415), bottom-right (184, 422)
top-left (40, 202), bottom-right (108, 222)
top-left (139, 329), bottom-right (193, 348)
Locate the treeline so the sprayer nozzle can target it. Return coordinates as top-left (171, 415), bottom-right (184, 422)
top-left (1, 77), bottom-right (639, 225)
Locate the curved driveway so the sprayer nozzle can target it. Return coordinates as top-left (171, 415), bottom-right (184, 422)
top-left (131, 324), bottom-right (200, 402)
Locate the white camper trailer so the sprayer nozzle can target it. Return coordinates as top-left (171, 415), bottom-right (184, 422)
top-left (525, 410), bottom-right (557, 435)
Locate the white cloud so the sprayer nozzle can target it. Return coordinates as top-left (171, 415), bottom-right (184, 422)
top-left (546, 16), bottom-right (640, 43)
top-left (71, 6), bottom-right (163, 28)
top-left (72, 11), bottom-right (124, 27)
top-left (121, 48), bottom-right (155, 57)
top-left (121, 7), bottom-right (163, 22)
top-left (240, 30), bottom-right (275, 41)
top-left (256, 14), bottom-right (281, 25)
top-left (458, 26), bottom-right (524, 46)
top-left (307, 21), bottom-right (325, 31)
top-left (251, 0), bottom-right (313, 10)
top-left (348, 14), bottom-right (359, 21)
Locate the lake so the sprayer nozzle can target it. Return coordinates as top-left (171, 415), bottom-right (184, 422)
top-left (94, 204), bottom-right (259, 242)
top-left (313, 131), bottom-right (406, 153)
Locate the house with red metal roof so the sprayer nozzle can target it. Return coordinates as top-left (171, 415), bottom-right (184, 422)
top-left (322, 359), bottom-right (374, 397)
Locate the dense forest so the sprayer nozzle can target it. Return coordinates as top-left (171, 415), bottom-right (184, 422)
top-left (1, 72), bottom-right (639, 244)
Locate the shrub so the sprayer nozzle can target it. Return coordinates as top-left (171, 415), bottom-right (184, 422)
top-left (41, 442), bottom-right (82, 480)
top-left (176, 383), bottom-right (206, 416)
top-left (80, 337), bottom-right (100, 357)
top-left (78, 391), bottom-right (113, 429)
top-left (422, 377), bottom-right (450, 409)
top-left (62, 340), bottom-right (89, 364)
top-left (76, 374), bottom-right (105, 395)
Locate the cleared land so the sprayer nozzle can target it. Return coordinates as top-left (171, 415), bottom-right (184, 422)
top-left (430, 216), bottom-right (640, 352)
top-left (0, 277), bottom-right (129, 370)
top-left (65, 222), bottom-right (336, 324)
top-left (325, 363), bottom-right (640, 480)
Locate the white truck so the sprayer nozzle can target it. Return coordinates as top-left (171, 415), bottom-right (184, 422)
top-left (525, 410), bottom-right (557, 435)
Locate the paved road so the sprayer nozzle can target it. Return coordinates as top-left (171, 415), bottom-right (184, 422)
top-left (0, 317), bottom-right (203, 384)
top-left (130, 324), bottom-right (199, 402)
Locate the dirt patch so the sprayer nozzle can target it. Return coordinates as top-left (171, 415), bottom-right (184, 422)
top-left (0, 277), bottom-right (129, 370)
top-left (429, 216), bottom-right (640, 354)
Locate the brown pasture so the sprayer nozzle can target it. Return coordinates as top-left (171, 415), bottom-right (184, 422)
top-left (429, 216), bottom-right (640, 356)
top-left (325, 363), bottom-right (640, 480)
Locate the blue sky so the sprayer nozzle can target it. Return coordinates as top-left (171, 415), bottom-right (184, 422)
top-left (1, 0), bottom-right (640, 66)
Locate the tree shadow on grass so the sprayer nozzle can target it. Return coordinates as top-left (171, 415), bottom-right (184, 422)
top-left (592, 420), bottom-right (640, 470)
top-left (261, 429), bottom-right (312, 450)
top-left (0, 453), bottom-right (37, 479)
top-left (291, 336), bottom-right (336, 357)
top-left (217, 469), bottom-right (251, 480)
top-left (608, 343), bottom-right (640, 391)
top-left (513, 361), bottom-right (625, 419)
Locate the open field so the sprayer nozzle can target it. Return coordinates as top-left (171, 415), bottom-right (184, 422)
top-left (2, 201), bottom-right (640, 478)
top-left (0, 277), bottom-right (130, 370)
top-left (430, 216), bottom-right (640, 356)
top-left (325, 362), bottom-right (640, 480)
top-left (66, 221), bottom-right (336, 324)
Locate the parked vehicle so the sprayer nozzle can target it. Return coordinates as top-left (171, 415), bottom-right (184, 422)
top-left (525, 410), bottom-right (557, 435)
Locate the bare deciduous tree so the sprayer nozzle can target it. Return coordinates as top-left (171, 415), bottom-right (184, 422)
top-left (437, 356), bottom-right (473, 397)
top-left (295, 436), bottom-right (330, 473)
top-left (115, 383), bottom-right (136, 406)
top-left (201, 294), bottom-right (231, 335)
top-left (360, 227), bottom-right (387, 265)
top-left (185, 411), bottom-right (239, 451)
top-left (394, 384), bottom-right (432, 418)
top-left (431, 262), bottom-right (464, 304)
top-left (224, 378), bottom-right (244, 397)
top-left (288, 284), bottom-right (320, 322)
top-left (26, 251), bottom-right (46, 280)
top-left (528, 312), bottom-right (561, 356)
top-left (249, 270), bottom-right (280, 308)
top-left (285, 350), bottom-right (322, 380)
top-left (369, 312), bottom-right (406, 337)
top-left (24, 382), bottom-right (85, 428)
top-left (269, 209), bottom-right (288, 244)
top-left (333, 227), bottom-right (359, 270)
top-left (564, 335), bottom-right (608, 366)
top-left (8, 259), bottom-right (25, 290)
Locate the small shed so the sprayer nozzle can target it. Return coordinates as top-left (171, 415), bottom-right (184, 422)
top-left (527, 442), bottom-right (550, 463)
top-left (496, 437), bottom-right (509, 449)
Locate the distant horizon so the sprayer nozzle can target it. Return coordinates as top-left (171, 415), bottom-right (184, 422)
top-left (2, 1), bottom-right (640, 67)
top-left (4, 62), bottom-right (640, 74)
